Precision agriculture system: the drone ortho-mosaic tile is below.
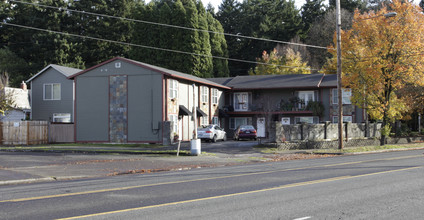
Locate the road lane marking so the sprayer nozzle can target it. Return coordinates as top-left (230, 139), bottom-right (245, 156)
top-left (1, 154), bottom-right (422, 203)
top-left (57, 166), bottom-right (422, 220)
top-left (293, 217), bottom-right (312, 220)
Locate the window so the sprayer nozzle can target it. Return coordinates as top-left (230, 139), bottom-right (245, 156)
top-left (234, 92), bottom-right (249, 111)
top-left (294, 116), bottom-right (319, 124)
top-left (298, 91), bottom-right (315, 108)
top-left (169, 114), bottom-right (178, 133)
top-left (53, 113), bottom-right (71, 123)
top-left (230, 117), bottom-right (252, 129)
top-left (211, 88), bottom-right (218, 104)
top-left (200, 116), bottom-right (208, 126)
top-left (332, 88), bottom-right (352, 104)
top-left (201, 86), bottom-right (208, 103)
top-left (332, 116), bottom-right (353, 123)
top-left (169, 79), bottom-right (178, 99)
top-left (44, 83), bottom-right (61, 100)
top-left (212, 116), bottom-right (219, 125)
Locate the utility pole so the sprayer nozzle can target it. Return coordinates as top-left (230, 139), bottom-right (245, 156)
top-left (336, 0), bottom-right (343, 149)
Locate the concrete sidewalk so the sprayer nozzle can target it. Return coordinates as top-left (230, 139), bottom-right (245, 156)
top-left (2, 142), bottom-right (421, 186)
top-left (0, 142), bottom-right (272, 185)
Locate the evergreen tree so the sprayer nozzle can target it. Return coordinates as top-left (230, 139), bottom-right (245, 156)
top-left (1, 0), bottom-right (84, 86)
top-left (301, 0), bottom-right (327, 39)
top-left (216, 0), bottom-right (242, 76)
top-left (217, 0), bottom-right (302, 76)
top-left (70, 0), bottom-right (134, 67)
top-left (207, 12), bottom-right (230, 77)
top-left (130, 0), bottom-right (218, 78)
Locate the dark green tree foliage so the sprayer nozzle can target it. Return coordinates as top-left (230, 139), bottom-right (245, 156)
top-left (70, 0), bottom-right (134, 67)
top-left (216, 0), bottom-right (242, 76)
top-left (420, 0), bottom-right (424, 11)
top-left (301, 0), bottom-right (327, 39)
top-left (0, 48), bottom-right (28, 87)
top-left (1, 0), bottom-right (84, 86)
top-left (207, 12), bottom-right (230, 77)
top-left (217, 0), bottom-right (302, 76)
top-left (130, 0), bottom-right (225, 78)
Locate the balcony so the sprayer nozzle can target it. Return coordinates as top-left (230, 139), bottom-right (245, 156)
top-left (222, 100), bottom-right (324, 117)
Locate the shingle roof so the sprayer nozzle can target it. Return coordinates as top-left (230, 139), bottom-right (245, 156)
top-left (319, 74), bottom-right (337, 87)
top-left (208, 74), bottom-right (339, 89)
top-left (208, 74), bottom-right (326, 90)
top-left (68, 57), bottom-right (231, 89)
top-left (206, 77), bottom-right (234, 86)
top-left (26, 64), bottom-right (81, 83)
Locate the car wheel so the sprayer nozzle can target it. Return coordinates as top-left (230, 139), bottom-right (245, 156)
top-left (223, 134), bottom-right (227, 141)
top-left (212, 135), bottom-right (217, 143)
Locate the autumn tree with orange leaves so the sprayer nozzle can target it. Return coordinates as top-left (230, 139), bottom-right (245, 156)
top-left (324, 0), bottom-right (424, 145)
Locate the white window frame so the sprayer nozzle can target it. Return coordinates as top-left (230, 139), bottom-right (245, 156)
top-left (332, 116), bottom-right (353, 123)
top-left (298, 91), bottom-right (315, 108)
top-left (294, 116), bottom-right (319, 124)
top-left (201, 86), bottom-right (208, 103)
top-left (53, 113), bottom-right (71, 123)
top-left (169, 79), bottom-right (178, 99)
top-left (169, 114), bottom-right (178, 133)
top-left (211, 88), bottom-right (218, 104)
top-left (44, 83), bottom-right (61, 100)
top-left (332, 88), bottom-right (352, 105)
top-left (200, 116), bottom-right (209, 126)
top-left (234, 92), bottom-right (249, 111)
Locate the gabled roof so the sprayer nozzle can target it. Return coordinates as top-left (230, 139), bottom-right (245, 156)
top-left (208, 74), bottom-right (331, 90)
top-left (68, 57), bottom-right (231, 90)
top-left (5, 87), bottom-right (31, 110)
top-left (26, 64), bottom-right (82, 83)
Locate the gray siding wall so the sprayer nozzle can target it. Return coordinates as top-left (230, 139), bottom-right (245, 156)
top-left (75, 60), bottom-right (163, 142)
top-left (75, 77), bottom-right (109, 141)
top-left (127, 73), bottom-right (162, 142)
top-left (30, 68), bottom-right (74, 122)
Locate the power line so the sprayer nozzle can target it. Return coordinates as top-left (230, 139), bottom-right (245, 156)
top-left (0, 22), bottom-right (320, 72)
top-left (9, 0), bottom-right (331, 51)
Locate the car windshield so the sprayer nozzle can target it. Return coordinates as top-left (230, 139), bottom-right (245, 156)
top-left (240, 125), bottom-right (254, 130)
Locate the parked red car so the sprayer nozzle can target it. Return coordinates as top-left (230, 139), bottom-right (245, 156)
top-left (234, 125), bottom-right (257, 141)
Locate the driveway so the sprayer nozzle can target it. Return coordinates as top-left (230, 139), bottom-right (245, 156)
top-left (199, 140), bottom-right (261, 154)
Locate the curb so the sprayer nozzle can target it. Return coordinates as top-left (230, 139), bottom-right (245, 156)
top-left (0, 175), bottom-right (93, 186)
top-left (0, 148), bottom-right (191, 155)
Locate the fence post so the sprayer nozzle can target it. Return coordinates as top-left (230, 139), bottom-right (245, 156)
top-left (345, 122), bottom-right (350, 141)
top-left (324, 121), bottom-right (330, 140)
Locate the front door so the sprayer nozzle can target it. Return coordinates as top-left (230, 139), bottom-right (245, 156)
top-left (109, 75), bottom-right (128, 143)
top-left (257, 117), bottom-right (266, 138)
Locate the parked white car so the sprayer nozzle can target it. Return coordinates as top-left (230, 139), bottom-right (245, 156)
top-left (197, 125), bottom-right (227, 142)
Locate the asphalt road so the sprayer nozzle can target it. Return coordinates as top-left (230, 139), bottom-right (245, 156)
top-left (1, 149), bottom-right (423, 220)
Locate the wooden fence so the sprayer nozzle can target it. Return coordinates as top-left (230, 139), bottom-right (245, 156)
top-left (49, 123), bottom-right (74, 143)
top-left (0, 121), bottom-right (48, 145)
